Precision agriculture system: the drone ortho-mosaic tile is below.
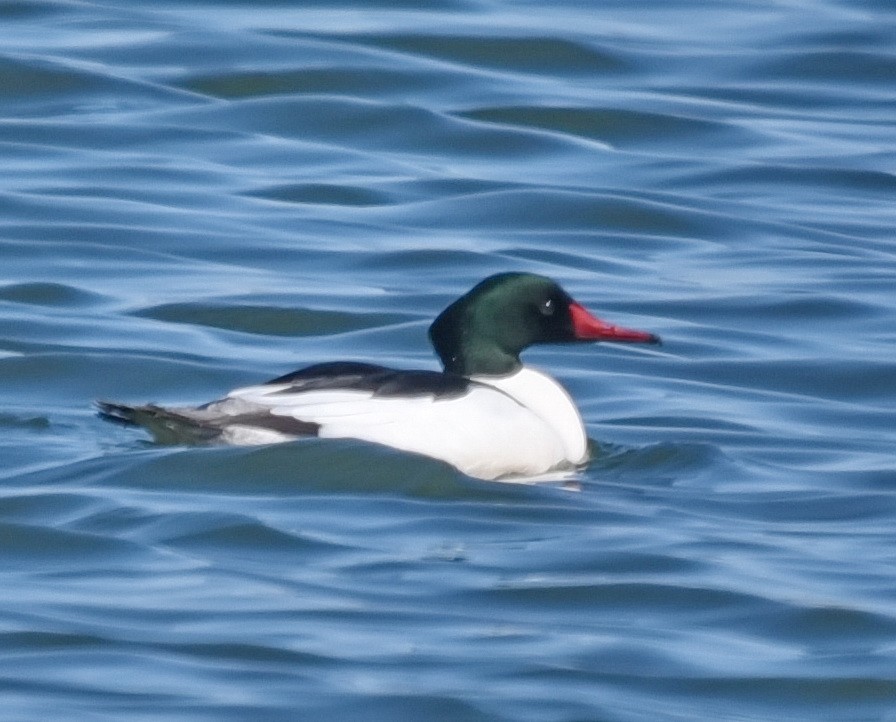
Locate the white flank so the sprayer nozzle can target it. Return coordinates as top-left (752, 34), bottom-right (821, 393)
top-left (222, 365), bottom-right (588, 480)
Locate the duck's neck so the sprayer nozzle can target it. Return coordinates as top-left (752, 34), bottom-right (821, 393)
top-left (429, 303), bottom-right (522, 376)
top-left (436, 343), bottom-right (521, 377)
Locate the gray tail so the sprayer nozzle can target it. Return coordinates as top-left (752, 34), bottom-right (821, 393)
top-left (96, 401), bottom-right (221, 444)
top-left (96, 401), bottom-right (143, 426)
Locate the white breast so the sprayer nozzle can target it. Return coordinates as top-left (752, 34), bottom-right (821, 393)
top-left (473, 366), bottom-right (588, 464)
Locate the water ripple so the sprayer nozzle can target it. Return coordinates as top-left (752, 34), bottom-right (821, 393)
top-left (2, 0), bottom-right (896, 719)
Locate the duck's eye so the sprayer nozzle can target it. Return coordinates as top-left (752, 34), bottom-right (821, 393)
top-left (539, 298), bottom-right (555, 316)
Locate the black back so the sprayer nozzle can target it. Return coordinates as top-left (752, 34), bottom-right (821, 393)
top-left (265, 361), bottom-right (473, 399)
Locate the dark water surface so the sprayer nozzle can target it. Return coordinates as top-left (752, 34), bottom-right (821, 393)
top-left (2, 1), bottom-right (895, 719)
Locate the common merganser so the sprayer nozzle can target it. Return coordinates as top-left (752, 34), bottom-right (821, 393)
top-left (98, 273), bottom-right (660, 480)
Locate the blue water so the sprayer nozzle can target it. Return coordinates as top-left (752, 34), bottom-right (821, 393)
top-left (2, 1), bottom-right (895, 719)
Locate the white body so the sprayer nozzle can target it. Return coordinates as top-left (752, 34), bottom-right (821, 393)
top-left (218, 366), bottom-right (589, 480)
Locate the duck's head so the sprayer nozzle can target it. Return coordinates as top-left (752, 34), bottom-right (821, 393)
top-left (429, 272), bottom-right (660, 376)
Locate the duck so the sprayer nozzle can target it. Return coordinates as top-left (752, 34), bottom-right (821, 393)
top-left (98, 272), bottom-right (660, 480)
